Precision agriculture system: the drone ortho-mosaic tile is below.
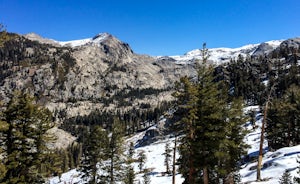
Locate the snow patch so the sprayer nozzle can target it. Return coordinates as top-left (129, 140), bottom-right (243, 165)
top-left (58, 33), bottom-right (110, 47)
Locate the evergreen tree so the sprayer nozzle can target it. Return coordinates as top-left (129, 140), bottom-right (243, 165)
top-left (0, 91), bottom-right (54, 183)
top-left (0, 103), bottom-right (8, 181)
top-left (137, 150), bottom-right (147, 173)
top-left (279, 170), bottom-right (293, 184)
top-left (174, 76), bottom-right (198, 184)
top-left (61, 149), bottom-right (70, 173)
top-left (294, 155), bottom-right (300, 184)
top-left (267, 85), bottom-right (300, 150)
top-left (142, 169), bottom-right (151, 184)
top-left (124, 142), bottom-right (135, 184)
top-left (162, 142), bottom-right (172, 174)
top-left (0, 24), bottom-right (11, 47)
top-left (106, 118), bottom-right (125, 184)
top-left (175, 64), bottom-right (248, 183)
top-left (79, 125), bottom-right (109, 184)
top-left (194, 65), bottom-right (228, 184)
top-left (43, 151), bottom-right (63, 180)
top-left (216, 98), bottom-right (248, 183)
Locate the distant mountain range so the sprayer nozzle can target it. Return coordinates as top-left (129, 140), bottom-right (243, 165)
top-left (25, 32), bottom-right (298, 65)
top-left (170, 40), bottom-right (283, 65)
top-left (1, 32), bottom-right (299, 123)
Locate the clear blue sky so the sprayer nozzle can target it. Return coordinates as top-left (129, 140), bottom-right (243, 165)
top-left (1, 0), bottom-right (299, 55)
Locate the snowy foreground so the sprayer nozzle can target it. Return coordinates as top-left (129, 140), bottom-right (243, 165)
top-left (49, 106), bottom-right (300, 184)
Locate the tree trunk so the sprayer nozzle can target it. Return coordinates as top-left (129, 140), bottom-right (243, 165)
top-left (172, 136), bottom-right (177, 184)
top-left (110, 152), bottom-right (114, 184)
top-left (203, 167), bottom-right (209, 184)
top-left (257, 84), bottom-right (274, 181)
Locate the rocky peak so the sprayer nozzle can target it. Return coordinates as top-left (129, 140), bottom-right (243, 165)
top-left (24, 32), bottom-right (60, 46)
top-left (279, 38), bottom-right (300, 50)
top-left (92, 32), bottom-right (111, 41)
top-left (252, 43), bottom-right (274, 57)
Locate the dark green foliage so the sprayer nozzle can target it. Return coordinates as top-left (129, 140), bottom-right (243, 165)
top-left (142, 169), bottom-right (151, 184)
top-left (0, 102), bottom-right (8, 181)
top-left (216, 98), bottom-right (248, 182)
top-left (124, 142), bottom-right (135, 184)
top-left (267, 85), bottom-right (300, 150)
top-left (279, 170), bottom-right (293, 184)
top-left (124, 166), bottom-right (135, 184)
top-left (0, 24), bottom-right (12, 47)
top-left (79, 125), bottom-right (109, 184)
top-left (294, 155), bottom-right (300, 183)
top-left (225, 57), bottom-right (267, 105)
top-left (174, 65), bottom-right (247, 184)
top-left (0, 91), bottom-right (54, 183)
top-left (61, 100), bottom-right (172, 137)
top-left (138, 150), bottom-right (147, 173)
top-left (106, 118), bottom-right (126, 184)
top-left (67, 142), bottom-right (82, 169)
top-left (162, 142), bottom-right (172, 174)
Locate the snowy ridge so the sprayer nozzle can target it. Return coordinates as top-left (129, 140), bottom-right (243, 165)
top-left (169, 40), bottom-right (283, 65)
top-left (58, 33), bottom-right (111, 47)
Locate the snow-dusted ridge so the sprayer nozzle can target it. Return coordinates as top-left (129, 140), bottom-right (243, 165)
top-left (169, 40), bottom-right (283, 65)
top-left (58, 33), bottom-right (111, 47)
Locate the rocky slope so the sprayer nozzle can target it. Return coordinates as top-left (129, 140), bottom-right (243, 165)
top-left (0, 32), bottom-right (195, 121)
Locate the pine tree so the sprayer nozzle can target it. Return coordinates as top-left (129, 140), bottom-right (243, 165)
top-left (162, 142), bottom-right (172, 174)
top-left (267, 85), bottom-right (300, 150)
top-left (279, 170), bottom-right (293, 184)
top-left (195, 65), bottom-right (228, 184)
top-left (0, 24), bottom-right (11, 47)
top-left (0, 102), bottom-right (8, 181)
top-left (1, 92), bottom-right (54, 183)
top-left (61, 149), bottom-right (70, 173)
top-left (137, 150), bottom-right (147, 173)
top-left (43, 151), bottom-right (63, 180)
top-left (294, 155), bottom-right (300, 183)
top-left (79, 125), bottom-right (109, 184)
top-left (216, 97), bottom-right (248, 183)
top-left (175, 64), bottom-right (248, 183)
top-left (142, 169), bottom-right (151, 184)
top-left (174, 76), bottom-right (198, 184)
top-left (106, 117), bottom-right (125, 184)
top-left (124, 142), bottom-right (135, 184)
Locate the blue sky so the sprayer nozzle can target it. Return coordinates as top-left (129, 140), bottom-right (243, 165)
top-left (1, 0), bottom-right (299, 55)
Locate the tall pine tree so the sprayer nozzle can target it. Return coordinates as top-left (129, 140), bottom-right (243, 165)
top-left (79, 125), bottom-right (109, 184)
top-left (0, 91), bottom-right (54, 183)
top-left (106, 117), bottom-right (125, 184)
top-left (175, 64), bottom-right (248, 183)
top-left (0, 102), bottom-right (8, 181)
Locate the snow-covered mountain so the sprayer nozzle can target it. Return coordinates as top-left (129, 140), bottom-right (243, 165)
top-left (58, 33), bottom-right (111, 47)
top-left (169, 40), bottom-right (283, 65)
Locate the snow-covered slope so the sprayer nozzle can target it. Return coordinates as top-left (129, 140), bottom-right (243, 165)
top-left (241, 106), bottom-right (300, 184)
top-left (169, 40), bottom-right (282, 65)
top-left (49, 106), bottom-right (300, 184)
top-left (58, 33), bottom-right (111, 47)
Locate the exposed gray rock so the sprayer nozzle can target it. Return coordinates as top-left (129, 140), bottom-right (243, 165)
top-left (280, 38), bottom-right (300, 49)
top-left (252, 43), bottom-right (274, 57)
top-left (0, 33), bottom-right (195, 121)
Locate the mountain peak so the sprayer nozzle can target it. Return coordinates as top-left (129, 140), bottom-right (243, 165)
top-left (24, 33), bottom-right (60, 46)
top-left (92, 32), bottom-right (112, 41)
top-left (58, 32), bottom-right (115, 48)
